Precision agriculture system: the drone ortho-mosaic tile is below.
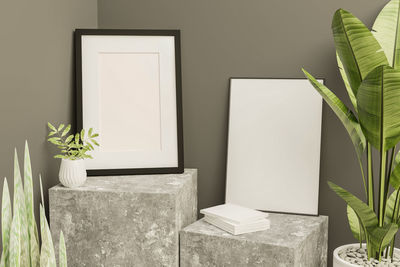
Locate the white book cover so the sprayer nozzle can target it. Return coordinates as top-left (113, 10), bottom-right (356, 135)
top-left (204, 215), bottom-right (270, 235)
top-left (200, 203), bottom-right (268, 224)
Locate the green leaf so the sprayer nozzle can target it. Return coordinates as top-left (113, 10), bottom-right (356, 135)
top-left (385, 190), bottom-right (399, 224)
top-left (13, 150), bottom-right (30, 267)
top-left (90, 133), bottom-right (99, 138)
top-left (357, 65), bottom-right (400, 151)
top-left (369, 223), bottom-right (399, 253)
top-left (75, 133), bottom-right (80, 145)
top-left (80, 129), bottom-right (85, 140)
top-left (372, 0), bottom-right (400, 68)
top-left (347, 205), bottom-right (365, 241)
top-left (47, 122), bottom-right (56, 132)
top-left (39, 175), bottom-right (45, 209)
top-left (47, 132), bottom-right (56, 137)
top-left (23, 142), bottom-right (40, 267)
top-left (2, 178), bottom-right (12, 267)
top-left (29, 224), bottom-right (39, 267)
top-left (303, 69), bottom-right (366, 160)
top-left (390, 152), bottom-right (400, 189)
top-left (88, 128), bottom-right (93, 137)
top-left (39, 205), bottom-right (57, 267)
top-left (332, 8), bottom-right (388, 97)
top-left (337, 53), bottom-right (357, 111)
top-left (59, 232), bottom-right (67, 267)
top-left (9, 211), bottom-right (20, 267)
top-left (65, 135), bottom-right (74, 144)
top-left (57, 124), bottom-right (65, 132)
top-left (91, 139), bottom-right (99, 146)
top-left (61, 125), bottom-right (71, 137)
top-left (328, 181), bottom-right (378, 230)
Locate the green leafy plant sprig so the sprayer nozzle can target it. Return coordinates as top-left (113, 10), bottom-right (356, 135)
top-left (47, 122), bottom-right (99, 160)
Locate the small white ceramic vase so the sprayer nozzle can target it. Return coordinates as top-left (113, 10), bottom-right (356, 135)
top-left (59, 159), bottom-right (87, 188)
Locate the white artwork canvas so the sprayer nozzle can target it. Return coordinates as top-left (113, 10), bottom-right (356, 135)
top-left (225, 78), bottom-right (323, 215)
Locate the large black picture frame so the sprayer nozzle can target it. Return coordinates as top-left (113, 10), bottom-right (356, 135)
top-left (75, 29), bottom-right (184, 176)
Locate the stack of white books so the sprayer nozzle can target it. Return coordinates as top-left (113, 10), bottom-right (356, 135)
top-left (200, 203), bottom-right (270, 235)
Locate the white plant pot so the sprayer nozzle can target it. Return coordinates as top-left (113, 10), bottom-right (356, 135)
top-left (59, 159), bottom-right (87, 188)
top-left (333, 243), bottom-right (400, 267)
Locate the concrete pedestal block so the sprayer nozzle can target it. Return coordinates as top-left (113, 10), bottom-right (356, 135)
top-left (49, 169), bottom-right (197, 267)
top-left (180, 213), bottom-right (328, 267)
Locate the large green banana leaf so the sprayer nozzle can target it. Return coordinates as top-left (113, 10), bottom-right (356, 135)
top-left (332, 9), bottom-right (388, 97)
top-left (357, 65), bottom-right (400, 151)
top-left (328, 182), bottom-right (378, 230)
top-left (385, 190), bottom-right (400, 224)
top-left (372, 0), bottom-right (400, 68)
top-left (337, 53), bottom-right (357, 111)
top-left (303, 69), bottom-right (366, 160)
top-left (347, 205), bottom-right (365, 241)
top-left (390, 151), bottom-right (400, 188)
top-left (368, 223), bottom-right (399, 254)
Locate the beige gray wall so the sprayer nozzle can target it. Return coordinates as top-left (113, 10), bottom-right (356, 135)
top-left (0, 0), bottom-right (392, 264)
top-left (0, 0), bottom-right (97, 222)
top-left (98, 0), bottom-right (388, 264)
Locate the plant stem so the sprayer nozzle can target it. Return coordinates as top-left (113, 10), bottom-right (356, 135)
top-left (379, 150), bottom-right (387, 227)
top-left (388, 190), bottom-right (400, 258)
top-left (367, 143), bottom-right (375, 211)
top-left (389, 237), bottom-right (396, 259)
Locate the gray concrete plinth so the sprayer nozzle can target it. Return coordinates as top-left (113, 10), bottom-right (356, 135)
top-left (180, 213), bottom-right (328, 267)
top-left (49, 169), bottom-right (197, 267)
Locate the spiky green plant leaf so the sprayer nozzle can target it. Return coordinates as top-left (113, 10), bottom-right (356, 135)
top-left (357, 65), bottom-right (400, 151)
top-left (9, 211), bottom-right (20, 267)
top-left (2, 178), bottom-right (12, 266)
top-left (40, 175), bottom-right (45, 209)
top-left (328, 182), bottom-right (378, 230)
top-left (303, 69), bottom-right (366, 160)
top-left (372, 0), bottom-right (400, 68)
top-left (59, 232), bottom-right (67, 267)
top-left (332, 9), bottom-right (388, 97)
top-left (13, 150), bottom-right (30, 267)
top-left (347, 205), bottom-right (365, 241)
top-left (0, 254), bottom-right (5, 267)
top-left (39, 205), bottom-right (56, 267)
top-left (24, 142), bottom-right (40, 267)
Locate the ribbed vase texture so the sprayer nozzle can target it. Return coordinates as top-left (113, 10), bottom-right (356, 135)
top-left (59, 159), bottom-right (87, 188)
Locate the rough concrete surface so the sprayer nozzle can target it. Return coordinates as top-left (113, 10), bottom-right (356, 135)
top-left (50, 169), bottom-right (197, 267)
top-left (180, 213), bottom-right (328, 267)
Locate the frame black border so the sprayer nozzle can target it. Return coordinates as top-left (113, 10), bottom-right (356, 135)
top-left (225, 77), bottom-right (325, 216)
top-left (75, 29), bottom-right (184, 176)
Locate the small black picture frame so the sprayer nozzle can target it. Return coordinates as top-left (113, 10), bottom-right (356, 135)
top-left (75, 29), bottom-right (184, 176)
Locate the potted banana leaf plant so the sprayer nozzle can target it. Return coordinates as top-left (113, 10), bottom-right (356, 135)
top-left (303, 0), bottom-right (400, 266)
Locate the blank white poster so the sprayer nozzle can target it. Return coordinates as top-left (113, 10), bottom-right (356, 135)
top-left (98, 52), bottom-right (161, 152)
top-left (225, 78), bottom-right (323, 215)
